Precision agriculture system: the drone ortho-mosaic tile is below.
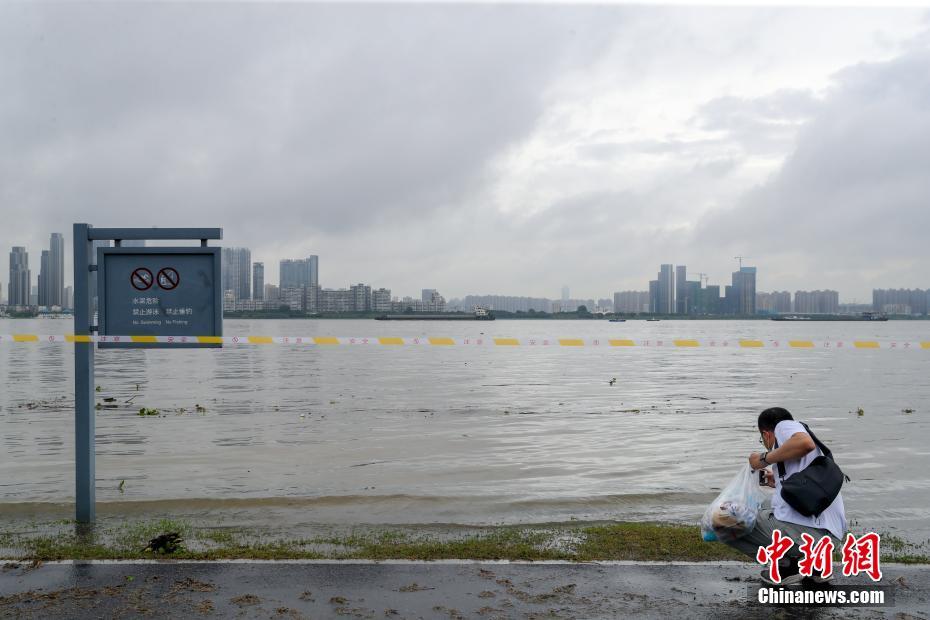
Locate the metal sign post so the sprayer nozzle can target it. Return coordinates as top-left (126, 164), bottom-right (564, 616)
top-left (72, 224), bottom-right (223, 523)
top-left (73, 224), bottom-right (95, 522)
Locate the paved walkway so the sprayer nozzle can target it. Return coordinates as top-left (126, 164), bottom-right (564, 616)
top-left (1, 560), bottom-right (925, 619)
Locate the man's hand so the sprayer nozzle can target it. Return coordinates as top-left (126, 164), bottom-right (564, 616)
top-left (749, 452), bottom-right (766, 470)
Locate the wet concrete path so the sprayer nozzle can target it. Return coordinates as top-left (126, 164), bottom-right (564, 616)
top-left (1, 560), bottom-right (925, 619)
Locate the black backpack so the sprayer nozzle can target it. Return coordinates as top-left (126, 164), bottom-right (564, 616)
top-left (775, 423), bottom-right (850, 517)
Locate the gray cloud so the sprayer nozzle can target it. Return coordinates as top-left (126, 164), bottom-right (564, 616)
top-left (694, 89), bottom-right (822, 155)
top-left (0, 4), bottom-right (926, 301)
top-left (0, 4), bottom-right (614, 242)
top-left (696, 44), bottom-right (930, 293)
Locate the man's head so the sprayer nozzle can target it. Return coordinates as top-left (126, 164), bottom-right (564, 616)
top-left (758, 407), bottom-right (793, 450)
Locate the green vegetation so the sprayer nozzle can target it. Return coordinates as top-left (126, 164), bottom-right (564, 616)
top-left (878, 533), bottom-right (930, 564)
top-left (5, 518), bottom-right (927, 563)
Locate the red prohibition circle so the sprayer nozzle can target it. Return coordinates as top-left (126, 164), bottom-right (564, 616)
top-left (157, 268), bottom-right (180, 290)
top-left (130, 268), bottom-right (154, 291)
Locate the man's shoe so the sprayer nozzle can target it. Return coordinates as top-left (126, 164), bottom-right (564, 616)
top-left (759, 563), bottom-right (803, 586)
top-left (805, 570), bottom-right (834, 584)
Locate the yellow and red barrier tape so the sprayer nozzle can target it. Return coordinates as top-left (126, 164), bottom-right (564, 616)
top-left (1, 334), bottom-right (929, 349)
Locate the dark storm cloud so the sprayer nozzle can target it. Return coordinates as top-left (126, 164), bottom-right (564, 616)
top-left (695, 43), bottom-right (930, 291)
top-left (0, 2), bottom-right (614, 248)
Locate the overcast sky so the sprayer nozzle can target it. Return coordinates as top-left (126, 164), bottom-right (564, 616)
top-left (1, 3), bottom-right (928, 303)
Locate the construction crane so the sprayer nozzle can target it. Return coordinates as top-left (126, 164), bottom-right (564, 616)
top-left (734, 256), bottom-right (751, 269)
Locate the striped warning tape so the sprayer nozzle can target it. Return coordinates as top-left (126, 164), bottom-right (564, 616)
top-left (1, 335), bottom-right (929, 349)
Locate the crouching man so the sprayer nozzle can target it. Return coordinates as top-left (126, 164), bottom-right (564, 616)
top-left (724, 407), bottom-right (846, 585)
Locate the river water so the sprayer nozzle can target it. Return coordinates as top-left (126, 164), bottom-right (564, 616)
top-left (1, 318), bottom-right (928, 541)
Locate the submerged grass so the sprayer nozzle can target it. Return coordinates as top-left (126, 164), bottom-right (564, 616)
top-left (6, 520), bottom-right (928, 563)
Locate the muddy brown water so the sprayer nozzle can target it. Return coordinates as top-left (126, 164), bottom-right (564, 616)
top-left (2, 319), bottom-right (928, 543)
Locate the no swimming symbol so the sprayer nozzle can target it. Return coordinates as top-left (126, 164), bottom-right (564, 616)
top-left (130, 268), bottom-right (154, 291)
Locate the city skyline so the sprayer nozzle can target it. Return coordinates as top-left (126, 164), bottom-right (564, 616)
top-left (5, 234), bottom-right (928, 316)
top-left (1, 5), bottom-right (929, 303)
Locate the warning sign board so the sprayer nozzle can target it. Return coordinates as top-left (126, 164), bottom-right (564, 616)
top-left (97, 248), bottom-right (222, 348)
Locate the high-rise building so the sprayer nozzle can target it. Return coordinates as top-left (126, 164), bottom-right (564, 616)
top-left (648, 280), bottom-right (659, 313)
top-left (461, 294), bottom-right (550, 313)
top-left (701, 285), bottom-right (721, 315)
top-left (771, 291), bottom-right (792, 313)
top-left (38, 250), bottom-right (50, 307)
top-left (683, 280), bottom-right (700, 314)
top-left (252, 262), bottom-right (264, 301)
top-left (794, 290), bottom-right (839, 314)
top-left (308, 255), bottom-right (319, 288)
top-left (675, 266), bottom-right (687, 314)
top-left (279, 260), bottom-right (305, 289)
top-left (614, 290), bottom-right (650, 313)
top-left (731, 267), bottom-right (756, 315)
top-left (657, 264), bottom-right (675, 314)
top-left (222, 247), bottom-right (251, 301)
top-left (421, 289), bottom-right (437, 303)
top-left (561, 286), bottom-right (569, 302)
top-left (872, 289), bottom-right (929, 316)
top-left (723, 284), bottom-right (736, 314)
top-left (8, 247), bottom-right (30, 307)
top-left (64, 286), bottom-right (74, 310)
top-left (280, 257), bottom-right (319, 289)
top-left (264, 284), bottom-right (280, 302)
top-left (48, 233), bottom-right (64, 307)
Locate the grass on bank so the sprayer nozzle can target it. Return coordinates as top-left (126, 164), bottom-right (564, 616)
top-left (4, 519), bottom-right (928, 563)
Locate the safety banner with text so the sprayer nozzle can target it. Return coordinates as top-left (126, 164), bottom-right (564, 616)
top-left (1, 334), bottom-right (929, 349)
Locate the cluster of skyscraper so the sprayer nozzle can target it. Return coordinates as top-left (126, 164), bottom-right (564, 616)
top-left (220, 248), bottom-right (444, 314)
top-left (640, 264), bottom-right (758, 316)
top-left (755, 290), bottom-right (840, 314)
top-left (5, 234), bottom-right (69, 310)
top-left (872, 289), bottom-right (930, 316)
top-left (221, 248), bottom-right (321, 310)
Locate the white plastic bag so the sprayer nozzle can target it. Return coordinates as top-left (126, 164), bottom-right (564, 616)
top-left (700, 466), bottom-right (768, 542)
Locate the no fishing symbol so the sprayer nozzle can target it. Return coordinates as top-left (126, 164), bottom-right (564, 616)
top-left (130, 268), bottom-right (154, 291)
top-left (157, 268), bottom-right (180, 291)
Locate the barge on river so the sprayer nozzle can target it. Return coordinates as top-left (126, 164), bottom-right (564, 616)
top-left (375, 306), bottom-right (495, 321)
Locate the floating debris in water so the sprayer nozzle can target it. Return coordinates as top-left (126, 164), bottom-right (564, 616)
top-left (95, 386), bottom-right (102, 392)
top-left (143, 532), bottom-right (183, 554)
top-left (118, 480), bottom-right (125, 492)
top-left (856, 407), bottom-right (865, 417)
top-left (902, 408), bottom-right (915, 414)
top-left (138, 407), bottom-right (159, 416)
top-left (609, 378), bottom-right (617, 386)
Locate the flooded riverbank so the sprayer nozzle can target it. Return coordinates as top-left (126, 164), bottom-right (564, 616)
top-left (2, 319), bottom-right (929, 543)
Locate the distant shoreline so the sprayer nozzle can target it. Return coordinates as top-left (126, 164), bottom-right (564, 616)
top-left (2, 313), bottom-right (928, 321)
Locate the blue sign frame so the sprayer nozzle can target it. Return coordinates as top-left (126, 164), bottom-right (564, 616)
top-left (97, 247), bottom-right (222, 348)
